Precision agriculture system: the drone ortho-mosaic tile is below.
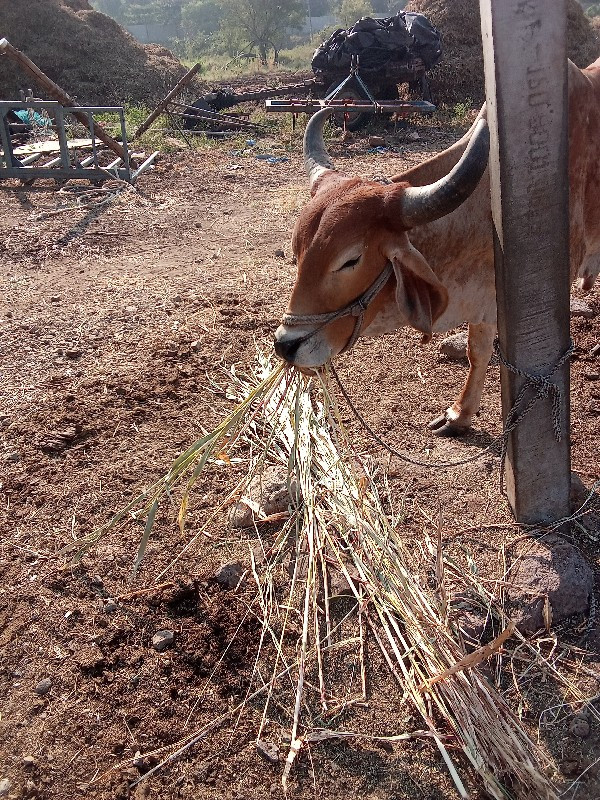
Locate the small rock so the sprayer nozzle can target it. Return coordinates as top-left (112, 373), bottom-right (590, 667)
top-left (133, 750), bottom-right (145, 769)
top-left (173, 294), bottom-right (183, 303)
top-left (376, 739), bottom-right (394, 753)
top-left (5, 451), bottom-right (21, 463)
top-left (65, 349), bottom-right (82, 359)
top-left (125, 305), bottom-right (138, 313)
top-left (34, 678), bottom-right (52, 696)
top-left (23, 756), bottom-right (36, 768)
top-left (229, 466), bottom-right (298, 528)
top-left (190, 340), bottom-right (201, 351)
top-left (103, 599), bottom-right (118, 614)
top-left (75, 644), bottom-right (105, 674)
top-left (570, 298), bottom-right (596, 318)
top-left (368, 135), bottom-right (385, 147)
top-left (0, 779), bottom-right (12, 797)
top-left (569, 715), bottom-right (590, 738)
top-left (151, 630), bottom-right (174, 652)
top-left (214, 562), bottom-right (244, 590)
top-left (439, 331), bottom-right (469, 360)
top-left (584, 372), bottom-right (600, 380)
top-left (561, 760), bottom-right (580, 777)
top-left (90, 575), bottom-right (104, 588)
top-left (256, 739), bottom-right (279, 764)
top-left (274, 249), bottom-right (285, 259)
top-left (49, 295), bottom-right (61, 303)
top-left (507, 537), bottom-right (594, 634)
top-left (591, 342), bottom-right (600, 357)
top-left (406, 131), bottom-right (421, 141)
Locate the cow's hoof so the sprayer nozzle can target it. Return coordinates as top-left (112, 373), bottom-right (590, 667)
top-left (428, 414), bottom-right (470, 437)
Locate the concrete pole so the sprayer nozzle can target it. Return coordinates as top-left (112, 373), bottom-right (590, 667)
top-left (479, 0), bottom-right (571, 524)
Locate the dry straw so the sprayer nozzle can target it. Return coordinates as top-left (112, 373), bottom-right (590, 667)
top-left (70, 352), bottom-right (568, 799)
top-left (404, 0), bottom-right (600, 104)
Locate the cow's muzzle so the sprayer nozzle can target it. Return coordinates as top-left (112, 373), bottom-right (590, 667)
top-left (274, 262), bottom-right (394, 363)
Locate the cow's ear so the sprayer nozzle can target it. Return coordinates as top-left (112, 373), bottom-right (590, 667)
top-left (391, 246), bottom-right (448, 337)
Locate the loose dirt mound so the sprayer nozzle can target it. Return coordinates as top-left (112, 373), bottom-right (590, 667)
top-left (405, 0), bottom-right (600, 104)
top-left (0, 0), bottom-right (189, 106)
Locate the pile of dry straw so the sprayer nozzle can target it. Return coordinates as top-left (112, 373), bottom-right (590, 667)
top-left (0, 0), bottom-right (190, 106)
top-left (405, 0), bottom-right (600, 104)
top-left (68, 356), bottom-right (598, 799)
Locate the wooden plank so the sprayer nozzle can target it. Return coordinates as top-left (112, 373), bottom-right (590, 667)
top-left (479, 0), bottom-right (571, 523)
top-left (10, 138), bottom-right (95, 156)
top-left (132, 62), bottom-right (201, 140)
top-left (0, 38), bottom-right (131, 164)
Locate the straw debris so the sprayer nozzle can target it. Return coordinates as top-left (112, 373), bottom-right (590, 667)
top-left (70, 352), bottom-right (576, 799)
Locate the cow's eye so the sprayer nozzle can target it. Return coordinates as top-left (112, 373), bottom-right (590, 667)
top-left (336, 257), bottom-right (360, 272)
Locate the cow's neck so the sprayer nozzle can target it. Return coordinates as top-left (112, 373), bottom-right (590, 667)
top-left (391, 109), bottom-right (486, 189)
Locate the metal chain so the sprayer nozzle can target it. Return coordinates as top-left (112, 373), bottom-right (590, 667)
top-left (329, 338), bottom-right (575, 487)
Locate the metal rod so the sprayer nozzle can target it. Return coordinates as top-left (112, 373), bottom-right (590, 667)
top-left (54, 106), bottom-right (71, 170)
top-left (105, 157), bottom-right (123, 170)
top-left (265, 99), bottom-right (435, 114)
top-left (133, 62), bottom-right (201, 139)
top-left (130, 151), bottom-right (159, 182)
top-left (0, 110), bottom-right (16, 168)
top-left (87, 109), bottom-right (99, 167)
top-left (20, 152), bottom-right (43, 165)
top-left (118, 108), bottom-right (131, 180)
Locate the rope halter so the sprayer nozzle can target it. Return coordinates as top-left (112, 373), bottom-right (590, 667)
top-left (281, 262), bottom-right (394, 354)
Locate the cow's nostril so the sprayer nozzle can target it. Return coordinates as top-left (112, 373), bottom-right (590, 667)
top-left (274, 329), bottom-right (302, 362)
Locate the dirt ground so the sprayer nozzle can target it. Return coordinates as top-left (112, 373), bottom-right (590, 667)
top-left (1, 113), bottom-right (599, 800)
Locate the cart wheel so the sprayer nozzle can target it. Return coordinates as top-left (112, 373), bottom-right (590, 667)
top-left (326, 82), bottom-right (370, 132)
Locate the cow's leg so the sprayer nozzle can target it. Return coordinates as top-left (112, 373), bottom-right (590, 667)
top-left (578, 251), bottom-right (600, 291)
top-left (429, 322), bottom-right (495, 436)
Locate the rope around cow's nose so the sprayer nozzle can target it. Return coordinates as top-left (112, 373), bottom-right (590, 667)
top-left (329, 338), bottom-right (575, 492)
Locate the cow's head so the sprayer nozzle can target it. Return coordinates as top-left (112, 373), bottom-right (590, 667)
top-left (274, 108), bottom-right (489, 368)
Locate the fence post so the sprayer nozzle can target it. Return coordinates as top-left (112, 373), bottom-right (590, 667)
top-left (479, 0), bottom-right (571, 524)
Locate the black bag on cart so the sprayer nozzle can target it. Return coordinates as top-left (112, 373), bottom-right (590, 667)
top-left (401, 12), bottom-right (443, 69)
top-left (311, 12), bottom-right (441, 75)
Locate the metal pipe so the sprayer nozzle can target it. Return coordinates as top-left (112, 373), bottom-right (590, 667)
top-left (131, 151), bottom-right (159, 182)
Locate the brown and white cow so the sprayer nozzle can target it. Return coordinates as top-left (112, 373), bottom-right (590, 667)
top-left (274, 57), bottom-right (600, 436)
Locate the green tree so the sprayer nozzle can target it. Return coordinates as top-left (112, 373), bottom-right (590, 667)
top-left (182, 0), bottom-right (222, 35)
top-left (91, 0), bottom-right (125, 20)
top-left (220, 0), bottom-right (306, 63)
top-left (336, 0), bottom-right (374, 29)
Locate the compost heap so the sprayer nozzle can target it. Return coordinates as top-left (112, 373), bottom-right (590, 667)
top-left (0, 0), bottom-right (189, 106)
top-left (404, 0), bottom-right (600, 104)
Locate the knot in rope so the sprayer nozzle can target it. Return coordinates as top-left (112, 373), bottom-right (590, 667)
top-left (493, 338), bottom-right (575, 444)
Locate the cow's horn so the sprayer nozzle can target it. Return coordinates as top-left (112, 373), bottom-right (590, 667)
top-left (401, 118), bottom-right (490, 228)
top-left (304, 107), bottom-right (336, 189)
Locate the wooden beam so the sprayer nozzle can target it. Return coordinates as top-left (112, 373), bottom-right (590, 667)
top-left (0, 38), bottom-right (131, 164)
top-left (132, 62), bottom-right (201, 140)
top-left (479, 0), bottom-right (571, 523)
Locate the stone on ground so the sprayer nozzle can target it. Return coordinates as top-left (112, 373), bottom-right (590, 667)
top-left (439, 331), bottom-right (468, 360)
top-left (507, 537), bottom-right (594, 634)
top-left (229, 466), bottom-right (298, 529)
